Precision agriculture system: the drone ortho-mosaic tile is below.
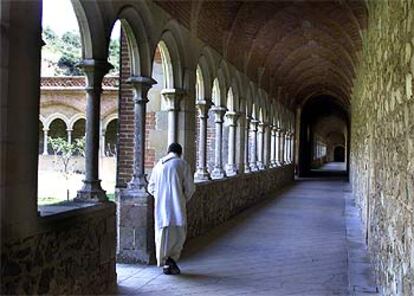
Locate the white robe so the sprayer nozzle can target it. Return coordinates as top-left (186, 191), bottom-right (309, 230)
top-left (148, 152), bottom-right (195, 229)
top-left (148, 153), bottom-right (195, 266)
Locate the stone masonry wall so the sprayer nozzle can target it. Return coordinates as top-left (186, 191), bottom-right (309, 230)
top-left (350, 1), bottom-right (414, 295)
top-left (1, 203), bottom-right (116, 295)
top-left (187, 165), bottom-right (294, 239)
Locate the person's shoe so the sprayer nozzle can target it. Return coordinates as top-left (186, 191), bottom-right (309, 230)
top-left (164, 257), bottom-right (180, 275)
top-left (163, 264), bottom-right (172, 275)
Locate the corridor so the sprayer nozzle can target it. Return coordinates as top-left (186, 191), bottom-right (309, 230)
top-left (117, 177), bottom-right (377, 296)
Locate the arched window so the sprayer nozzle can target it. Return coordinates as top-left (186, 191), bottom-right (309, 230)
top-left (72, 118), bottom-right (85, 142)
top-left (146, 41), bottom-right (175, 173)
top-left (47, 118), bottom-right (68, 154)
top-left (105, 119), bottom-right (118, 157)
top-left (196, 65), bottom-right (204, 102)
top-left (39, 121), bottom-right (44, 155)
top-left (222, 88), bottom-right (233, 166)
top-left (195, 65), bottom-right (205, 167)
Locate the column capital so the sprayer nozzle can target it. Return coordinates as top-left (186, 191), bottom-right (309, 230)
top-left (127, 75), bottom-right (157, 103)
top-left (161, 88), bottom-right (185, 111)
top-left (211, 106), bottom-right (227, 123)
top-left (196, 99), bottom-right (213, 118)
top-left (250, 119), bottom-right (259, 131)
top-left (226, 111), bottom-right (239, 126)
top-left (258, 121), bottom-right (268, 133)
top-left (77, 59), bottom-right (113, 91)
top-left (196, 98), bottom-right (213, 107)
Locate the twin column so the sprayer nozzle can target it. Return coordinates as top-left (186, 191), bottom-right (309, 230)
top-left (76, 59), bottom-right (112, 201)
top-left (194, 100), bottom-right (212, 181)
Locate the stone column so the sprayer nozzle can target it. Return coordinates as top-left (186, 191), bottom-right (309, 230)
top-left (257, 122), bottom-right (265, 170)
top-left (211, 106), bottom-right (227, 179)
top-left (225, 111), bottom-right (239, 177)
top-left (286, 132), bottom-right (292, 164)
top-left (194, 100), bottom-right (212, 181)
top-left (118, 75), bottom-right (156, 264)
top-left (100, 128), bottom-right (106, 157)
top-left (275, 128), bottom-right (280, 166)
top-left (270, 126), bottom-right (277, 167)
top-left (285, 132), bottom-right (290, 164)
top-left (244, 115), bottom-right (252, 173)
top-left (76, 59), bottom-right (112, 201)
top-left (42, 128), bottom-right (49, 155)
top-left (249, 119), bottom-right (259, 171)
top-left (67, 128), bottom-right (73, 145)
top-left (161, 89), bottom-right (183, 146)
top-left (279, 129), bottom-right (285, 166)
top-left (264, 123), bottom-right (271, 168)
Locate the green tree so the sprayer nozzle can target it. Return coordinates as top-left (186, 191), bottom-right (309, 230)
top-left (49, 136), bottom-right (85, 200)
top-left (108, 38), bottom-right (120, 75)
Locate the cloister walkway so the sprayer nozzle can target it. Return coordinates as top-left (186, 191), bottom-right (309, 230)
top-left (116, 177), bottom-right (377, 296)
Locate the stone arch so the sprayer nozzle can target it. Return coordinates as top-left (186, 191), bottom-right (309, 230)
top-left (213, 69), bottom-right (228, 107)
top-left (70, 0), bottom-right (105, 59)
top-left (156, 40), bottom-right (174, 89)
top-left (198, 47), bottom-right (216, 99)
top-left (104, 119), bottom-right (118, 157)
top-left (103, 113), bottom-right (118, 131)
top-left (228, 75), bottom-right (241, 113)
top-left (197, 54), bottom-right (214, 101)
top-left (226, 87), bottom-right (235, 112)
top-left (39, 120), bottom-right (44, 155)
top-left (212, 77), bottom-right (223, 107)
top-left (72, 118), bottom-right (86, 145)
top-left (195, 65), bottom-right (205, 102)
top-left (115, 6), bottom-right (152, 76)
top-left (69, 114), bottom-right (86, 130)
top-left (48, 118), bottom-right (68, 154)
top-left (154, 28), bottom-right (185, 89)
top-left (44, 113), bottom-right (70, 130)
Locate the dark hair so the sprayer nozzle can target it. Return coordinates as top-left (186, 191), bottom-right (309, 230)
top-left (167, 142), bottom-right (182, 156)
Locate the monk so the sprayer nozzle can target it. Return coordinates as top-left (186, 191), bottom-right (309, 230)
top-left (148, 143), bottom-right (195, 275)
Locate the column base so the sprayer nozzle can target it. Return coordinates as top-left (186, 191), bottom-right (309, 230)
top-left (127, 174), bottom-right (148, 195)
top-left (244, 164), bottom-right (251, 173)
top-left (257, 161), bottom-right (266, 170)
top-left (76, 180), bottom-right (107, 201)
top-left (225, 164), bottom-right (238, 177)
top-left (211, 167), bottom-right (226, 179)
top-left (194, 168), bottom-right (211, 181)
top-left (250, 163), bottom-right (259, 172)
top-left (117, 188), bottom-right (156, 264)
top-left (270, 161), bottom-right (277, 168)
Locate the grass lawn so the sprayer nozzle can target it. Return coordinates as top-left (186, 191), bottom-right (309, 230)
top-left (38, 192), bottom-right (116, 206)
top-left (38, 196), bottom-right (66, 205)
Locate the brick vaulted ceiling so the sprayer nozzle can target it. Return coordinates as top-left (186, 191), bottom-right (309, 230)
top-left (154, 0), bottom-right (368, 109)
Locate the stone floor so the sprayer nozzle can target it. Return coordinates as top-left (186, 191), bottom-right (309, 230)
top-left (116, 175), bottom-right (378, 296)
top-left (312, 162), bottom-right (347, 173)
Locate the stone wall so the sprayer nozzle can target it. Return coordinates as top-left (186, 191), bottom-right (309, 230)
top-left (187, 165), bottom-right (294, 239)
top-left (350, 1), bottom-right (414, 295)
top-left (1, 203), bottom-right (117, 295)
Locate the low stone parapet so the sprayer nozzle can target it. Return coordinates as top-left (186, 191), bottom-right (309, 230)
top-left (1, 202), bottom-right (117, 295)
top-left (187, 165), bottom-right (294, 239)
